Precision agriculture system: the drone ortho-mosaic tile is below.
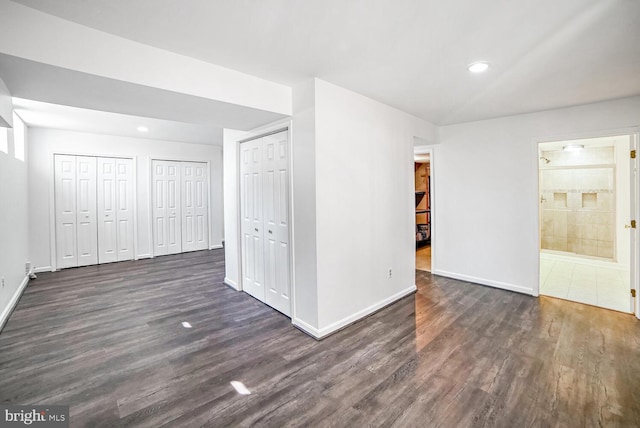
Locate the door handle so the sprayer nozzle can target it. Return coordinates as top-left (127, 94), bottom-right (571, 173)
top-left (254, 228), bottom-right (259, 232)
top-left (268, 230), bottom-right (273, 234)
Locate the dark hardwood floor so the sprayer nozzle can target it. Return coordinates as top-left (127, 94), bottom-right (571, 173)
top-left (1, 250), bottom-right (639, 427)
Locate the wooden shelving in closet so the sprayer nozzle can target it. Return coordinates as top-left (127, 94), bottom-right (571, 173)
top-left (415, 162), bottom-right (430, 247)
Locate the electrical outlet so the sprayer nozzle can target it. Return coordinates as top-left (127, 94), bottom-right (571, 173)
top-left (25, 261), bottom-right (31, 275)
top-left (1, 277), bottom-right (4, 288)
top-left (388, 268), bottom-right (392, 278)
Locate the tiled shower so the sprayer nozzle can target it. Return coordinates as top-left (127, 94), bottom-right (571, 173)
top-left (540, 146), bottom-right (615, 259)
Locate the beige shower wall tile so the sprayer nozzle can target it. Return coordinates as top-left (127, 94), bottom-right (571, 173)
top-left (582, 239), bottom-right (598, 256)
top-left (597, 225), bottom-right (613, 241)
top-left (597, 240), bottom-right (614, 258)
top-left (553, 211), bottom-right (567, 237)
top-left (583, 225), bottom-right (597, 240)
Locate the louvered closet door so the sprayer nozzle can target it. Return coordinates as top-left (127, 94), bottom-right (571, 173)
top-left (181, 162), bottom-right (209, 252)
top-left (115, 158), bottom-right (134, 261)
top-left (263, 131), bottom-right (291, 316)
top-left (152, 160), bottom-right (182, 256)
top-left (97, 157), bottom-right (118, 263)
top-left (54, 155), bottom-right (78, 268)
top-left (240, 139), bottom-right (266, 302)
top-left (76, 156), bottom-right (98, 266)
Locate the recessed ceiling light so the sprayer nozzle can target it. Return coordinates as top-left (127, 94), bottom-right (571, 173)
top-left (137, 125), bottom-right (149, 133)
top-left (563, 144), bottom-right (584, 152)
top-left (468, 62), bottom-right (489, 73)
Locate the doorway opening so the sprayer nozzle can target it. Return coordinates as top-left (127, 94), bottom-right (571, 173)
top-left (538, 134), bottom-right (637, 313)
top-left (415, 152), bottom-right (431, 272)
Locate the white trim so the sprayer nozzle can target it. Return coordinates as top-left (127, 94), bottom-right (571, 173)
top-left (206, 160), bottom-right (213, 251)
top-left (209, 244), bottom-right (223, 250)
top-left (0, 275), bottom-right (29, 332)
top-left (223, 277), bottom-right (239, 291)
top-left (131, 156), bottom-right (139, 262)
top-left (147, 156), bottom-right (154, 258)
top-left (294, 285), bottom-right (417, 340)
top-left (433, 269), bottom-right (534, 296)
top-left (33, 266), bottom-right (52, 273)
top-left (292, 317), bottom-right (322, 338)
top-left (136, 253), bottom-right (152, 260)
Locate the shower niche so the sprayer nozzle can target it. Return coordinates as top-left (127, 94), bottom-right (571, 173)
top-left (540, 146), bottom-right (615, 259)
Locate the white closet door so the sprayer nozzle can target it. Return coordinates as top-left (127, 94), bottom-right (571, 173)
top-left (192, 163), bottom-right (209, 251)
top-left (263, 131), bottom-right (291, 316)
top-left (240, 139), bottom-right (265, 302)
top-left (76, 156), bottom-right (98, 267)
top-left (181, 162), bottom-right (209, 252)
top-left (152, 160), bottom-right (182, 256)
top-left (97, 157), bottom-right (118, 263)
top-left (115, 158), bottom-right (134, 261)
top-left (55, 155), bottom-right (78, 269)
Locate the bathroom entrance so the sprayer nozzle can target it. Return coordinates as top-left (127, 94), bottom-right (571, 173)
top-left (538, 134), bottom-right (637, 313)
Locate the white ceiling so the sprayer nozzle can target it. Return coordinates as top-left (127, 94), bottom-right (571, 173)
top-left (13, 98), bottom-right (224, 145)
top-left (11, 0), bottom-right (640, 125)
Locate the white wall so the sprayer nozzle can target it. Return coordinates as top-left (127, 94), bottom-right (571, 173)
top-left (223, 79), bottom-right (436, 337)
top-left (0, 113), bottom-right (29, 327)
top-left (28, 128), bottom-right (223, 270)
top-left (222, 82), bottom-right (321, 330)
top-left (222, 128), bottom-right (244, 290)
top-left (0, 1), bottom-right (291, 116)
top-left (0, 75), bottom-right (11, 128)
top-left (313, 79), bottom-right (435, 332)
top-left (434, 96), bottom-right (640, 295)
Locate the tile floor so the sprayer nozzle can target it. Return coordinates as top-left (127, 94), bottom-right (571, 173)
top-left (540, 252), bottom-right (631, 312)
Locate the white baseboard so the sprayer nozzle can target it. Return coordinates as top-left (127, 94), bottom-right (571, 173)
top-left (223, 277), bottom-right (239, 291)
top-left (293, 285), bottom-right (417, 340)
top-left (210, 244), bottom-right (223, 250)
top-left (0, 275), bottom-right (29, 332)
top-left (432, 269), bottom-right (534, 296)
top-left (292, 317), bottom-right (322, 338)
top-left (33, 266), bottom-right (52, 273)
top-left (136, 254), bottom-right (152, 260)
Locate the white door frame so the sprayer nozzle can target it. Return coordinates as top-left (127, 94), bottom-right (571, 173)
top-left (534, 128), bottom-right (640, 318)
top-left (235, 123), bottom-right (294, 319)
top-left (414, 145), bottom-right (435, 273)
top-left (149, 158), bottom-right (212, 257)
top-left (49, 152), bottom-right (138, 271)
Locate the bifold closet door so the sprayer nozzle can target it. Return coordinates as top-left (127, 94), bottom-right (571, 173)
top-left (240, 139), bottom-right (266, 302)
top-left (75, 156), bottom-right (98, 267)
top-left (152, 160), bottom-right (182, 256)
top-left (98, 157), bottom-right (134, 263)
top-left (97, 157), bottom-right (118, 263)
top-left (181, 162), bottom-right (209, 252)
top-left (262, 131), bottom-right (291, 316)
top-left (54, 155), bottom-right (79, 269)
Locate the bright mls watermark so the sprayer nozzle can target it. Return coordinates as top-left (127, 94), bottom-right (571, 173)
top-left (1, 405), bottom-right (68, 427)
